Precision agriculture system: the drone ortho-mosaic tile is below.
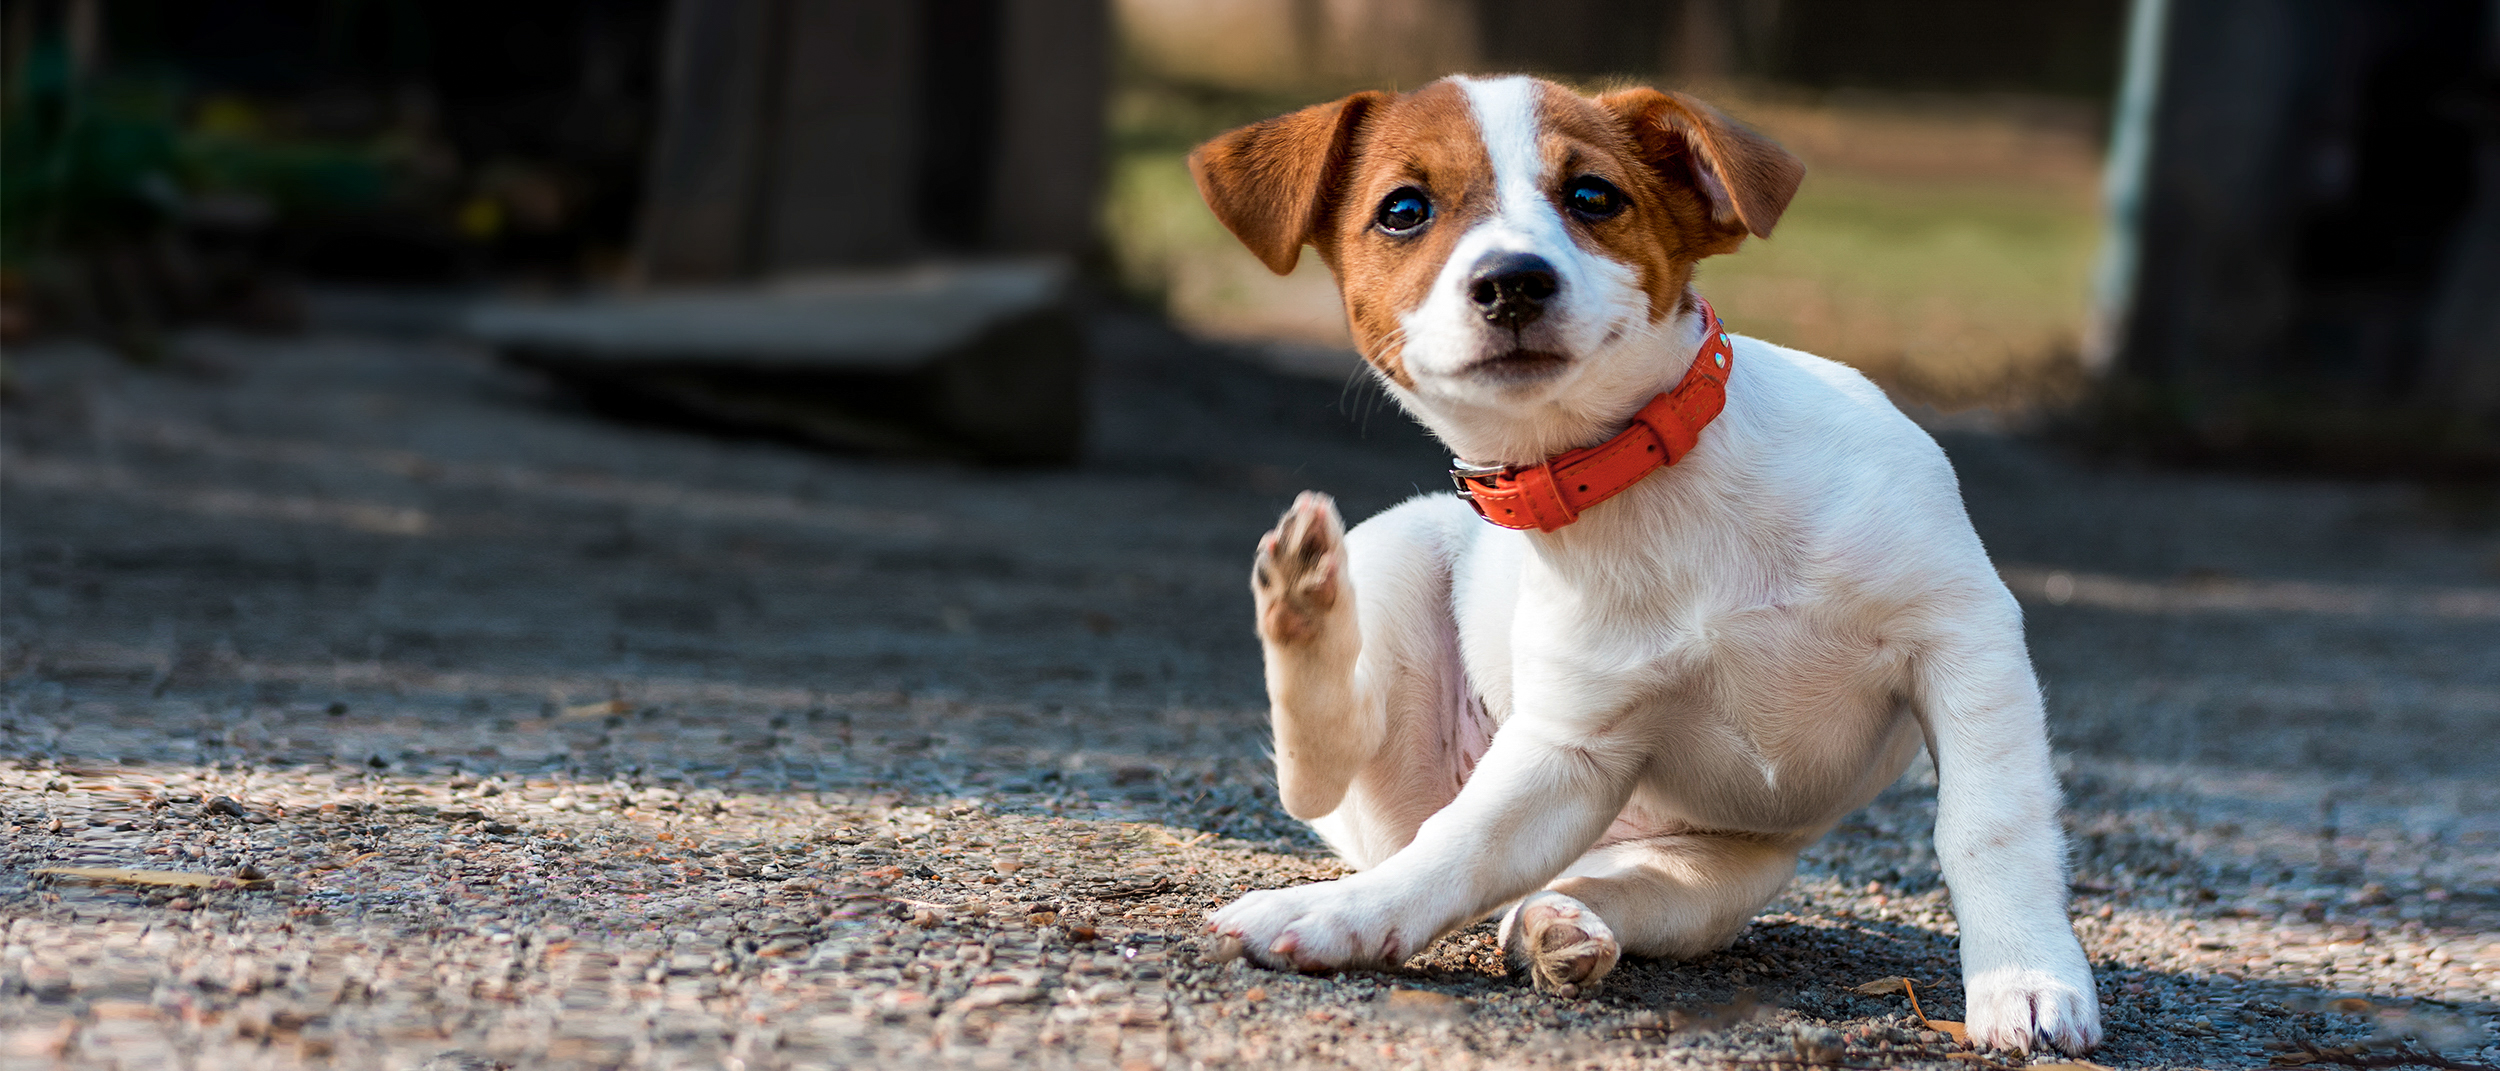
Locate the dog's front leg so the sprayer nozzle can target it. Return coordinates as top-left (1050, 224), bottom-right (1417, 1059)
top-left (1253, 492), bottom-right (1379, 820)
top-left (1917, 627), bottom-right (2103, 1054)
top-left (1211, 705), bottom-right (1643, 972)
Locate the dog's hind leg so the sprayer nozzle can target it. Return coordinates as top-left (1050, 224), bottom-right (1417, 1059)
top-left (1253, 492), bottom-right (1481, 868)
top-left (1500, 832), bottom-right (1806, 995)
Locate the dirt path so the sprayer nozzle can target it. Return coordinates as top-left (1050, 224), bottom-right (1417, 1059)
top-left (3, 311), bottom-right (2495, 1069)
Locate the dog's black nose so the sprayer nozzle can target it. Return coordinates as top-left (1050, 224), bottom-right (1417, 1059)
top-left (1468, 252), bottom-right (1558, 330)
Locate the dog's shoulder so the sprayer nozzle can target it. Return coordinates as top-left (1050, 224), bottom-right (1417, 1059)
top-left (1711, 333), bottom-right (1997, 589)
top-left (1720, 333), bottom-right (1953, 479)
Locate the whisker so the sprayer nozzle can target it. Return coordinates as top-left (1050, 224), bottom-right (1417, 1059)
top-left (1342, 328), bottom-right (1406, 416)
top-left (1344, 328), bottom-right (1409, 434)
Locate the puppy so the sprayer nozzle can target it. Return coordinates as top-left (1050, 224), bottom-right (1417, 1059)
top-left (1188, 76), bottom-right (2101, 1055)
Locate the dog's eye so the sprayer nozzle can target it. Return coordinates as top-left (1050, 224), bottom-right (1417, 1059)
top-left (1374, 188), bottom-right (1432, 235)
top-left (1564, 176), bottom-right (1627, 221)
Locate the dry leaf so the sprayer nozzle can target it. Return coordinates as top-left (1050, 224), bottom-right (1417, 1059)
top-left (1859, 974), bottom-right (1947, 1037)
top-left (1927, 1019), bottom-right (1968, 1043)
top-left (562, 699), bottom-right (631, 720)
top-left (35, 866), bottom-right (270, 890)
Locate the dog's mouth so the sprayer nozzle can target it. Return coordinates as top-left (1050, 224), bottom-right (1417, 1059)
top-left (1461, 349), bottom-right (1572, 383)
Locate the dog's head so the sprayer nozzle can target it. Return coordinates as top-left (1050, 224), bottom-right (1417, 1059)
top-left (1190, 76), bottom-right (1801, 461)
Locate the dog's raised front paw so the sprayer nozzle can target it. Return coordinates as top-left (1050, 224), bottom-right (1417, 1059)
top-left (1965, 965), bottom-right (2102, 1054)
top-left (1252, 491), bottom-right (1346, 646)
top-left (1207, 877), bottom-right (1423, 973)
top-left (1498, 890), bottom-right (1620, 997)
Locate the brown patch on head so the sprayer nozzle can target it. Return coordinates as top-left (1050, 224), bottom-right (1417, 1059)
top-left (1537, 84), bottom-right (1806, 323)
top-left (1321, 82), bottom-right (1490, 387)
top-left (1594, 87), bottom-right (1803, 247)
top-left (1193, 82), bottom-right (1491, 387)
top-left (1188, 91), bottom-right (1389, 275)
top-left (1528, 84), bottom-right (1696, 324)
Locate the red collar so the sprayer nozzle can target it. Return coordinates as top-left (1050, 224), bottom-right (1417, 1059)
top-left (1452, 299), bottom-right (1733, 532)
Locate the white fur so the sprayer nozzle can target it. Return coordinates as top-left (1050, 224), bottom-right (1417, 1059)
top-left (1211, 82), bottom-right (2103, 1056)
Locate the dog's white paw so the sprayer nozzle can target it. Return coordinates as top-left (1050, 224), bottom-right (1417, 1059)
top-left (1964, 964), bottom-right (2103, 1054)
top-left (1498, 891), bottom-right (1620, 997)
top-left (1252, 491), bottom-right (1346, 646)
top-left (1207, 877), bottom-right (1424, 973)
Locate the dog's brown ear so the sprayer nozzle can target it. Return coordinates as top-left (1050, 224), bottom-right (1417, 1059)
top-left (1189, 92), bottom-right (1388, 274)
top-left (1597, 88), bottom-right (1802, 243)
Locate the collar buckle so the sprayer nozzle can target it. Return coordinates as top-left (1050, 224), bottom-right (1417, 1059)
top-left (1448, 457), bottom-right (1511, 493)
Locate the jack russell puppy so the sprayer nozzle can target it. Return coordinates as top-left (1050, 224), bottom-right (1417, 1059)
top-left (1188, 76), bottom-right (2101, 1055)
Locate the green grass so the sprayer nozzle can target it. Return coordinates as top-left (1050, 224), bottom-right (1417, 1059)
top-left (1701, 170), bottom-right (2100, 408)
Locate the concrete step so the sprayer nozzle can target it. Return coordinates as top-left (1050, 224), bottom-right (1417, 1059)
top-left (464, 260), bottom-right (1086, 464)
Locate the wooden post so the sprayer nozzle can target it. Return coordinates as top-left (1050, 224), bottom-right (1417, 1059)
top-left (632, 0), bottom-right (1106, 281)
top-left (985, 0), bottom-right (1110, 256)
top-left (2103, 0), bottom-right (2500, 468)
top-left (632, 0), bottom-right (785, 283)
top-left (2111, 0), bottom-right (2309, 401)
top-left (2417, 12), bottom-right (2500, 420)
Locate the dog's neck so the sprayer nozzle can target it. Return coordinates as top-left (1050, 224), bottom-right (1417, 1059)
top-left (1409, 295), bottom-right (1718, 469)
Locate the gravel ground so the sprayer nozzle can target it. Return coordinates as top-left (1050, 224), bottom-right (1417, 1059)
top-left (2, 308), bottom-right (2496, 1070)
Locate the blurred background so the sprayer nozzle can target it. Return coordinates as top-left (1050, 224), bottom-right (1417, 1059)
top-left (4, 0), bottom-right (2491, 463)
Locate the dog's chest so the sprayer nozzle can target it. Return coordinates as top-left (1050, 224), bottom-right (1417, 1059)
top-left (1471, 565), bottom-right (1920, 823)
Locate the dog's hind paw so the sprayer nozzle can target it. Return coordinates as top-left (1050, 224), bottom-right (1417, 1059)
top-left (1252, 491), bottom-right (1347, 646)
top-left (1500, 891), bottom-right (1620, 998)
